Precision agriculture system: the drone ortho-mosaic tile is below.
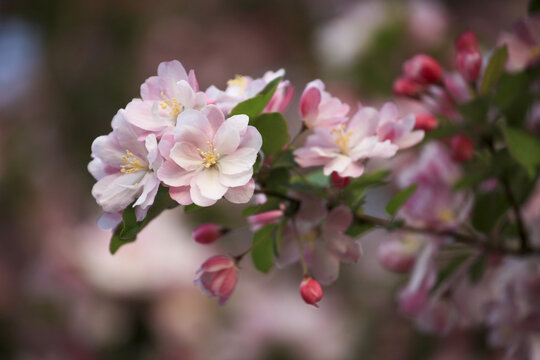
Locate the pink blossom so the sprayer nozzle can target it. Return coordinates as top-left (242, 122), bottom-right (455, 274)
top-left (194, 255), bottom-right (238, 305)
top-left (277, 199), bottom-right (362, 285)
top-left (123, 60), bottom-right (207, 136)
top-left (192, 223), bottom-right (229, 245)
top-left (397, 142), bottom-right (472, 230)
top-left (299, 79), bottom-right (350, 129)
top-left (376, 102), bottom-right (425, 150)
top-left (378, 235), bottom-right (423, 273)
top-left (205, 69), bottom-right (293, 115)
top-left (497, 17), bottom-right (540, 72)
top-left (403, 54), bottom-right (443, 85)
top-left (294, 106), bottom-right (399, 178)
top-left (299, 277), bottom-right (324, 308)
top-left (88, 111), bottom-right (161, 229)
top-left (157, 105), bottom-right (262, 206)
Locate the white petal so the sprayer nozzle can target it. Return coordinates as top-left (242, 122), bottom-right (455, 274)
top-left (224, 179), bottom-right (255, 204)
top-left (193, 168), bottom-right (228, 200)
top-left (190, 183), bottom-right (218, 207)
top-left (213, 115), bottom-right (249, 155)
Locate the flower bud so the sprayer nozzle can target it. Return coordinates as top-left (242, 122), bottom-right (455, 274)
top-left (247, 209), bottom-right (283, 232)
top-left (393, 77), bottom-right (424, 97)
top-left (300, 276), bottom-right (323, 308)
top-left (413, 113), bottom-right (438, 132)
top-left (450, 135), bottom-right (474, 162)
top-left (456, 30), bottom-right (478, 52)
top-left (378, 240), bottom-right (417, 273)
top-left (192, 223), bottom-right (229, 245)
top-left (457, 49), bottom-right (482, 83)
top-left (194, 255), bottom-right (238, 305)
top-left (403, 55), bottom-right (442, 85)
top-left (331, 171), bottom-right (351, 189)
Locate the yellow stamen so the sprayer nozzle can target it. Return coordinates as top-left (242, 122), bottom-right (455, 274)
top-left (530, 45), bottom-right (540, 59)
top-left (120, 150), bottom-right (146, 174)
top-left (302, 230), bottom-right (318, 251)
top-left (227, 75), bottom-right (248, 94)
top-left (331, 125), bottom-right (353, 155)
top-left (437, 208), bottom-right (455, 224)
top-left (159, 91), bottom-right (183, 117)
top-left (197, 141), bottom-right (221, 168)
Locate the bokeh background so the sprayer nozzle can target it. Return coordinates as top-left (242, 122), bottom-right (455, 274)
top-left (0, 0), bottom-right (531, 359)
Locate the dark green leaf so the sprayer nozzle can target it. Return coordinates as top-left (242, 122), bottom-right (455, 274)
top-left (472, 189), bottom-right (509, 233)
top-left (431, 254), bottom-right (471, 294)
top-left (479, 45), bottom-right (508, 95)
top-left (251, 113), bottom-right (290, 156)
top-left (345, 222), bottom-right (374, 237)
top-left (264, 168), bottom-right (291, 193)
top-left (504, 126), bottom-right (540, 177)
top-left (273, 217), bottom-right (287, 257)
top-left (283, 181), bottom-right (326, 196)
top-left (229, 77), bottom-right (282, 119)
top-left (530, 0), bottom-right (540, 14)
top-left (306, 170), bottom-right (329, 187)
top-left (469, 256), bottom-right (487, 283)
top-left (386, 184), bottom-right (417, 217)
top-left (272, 148), bottom-right (296, 168)
top-left (458, 96), bottom-right (489, 123)
top-left (496, 72), bottom-right (532, 126)
top-left (251, 225), bottom-right (276, 273)
top-left (184, 204), bottom-right (202, 213)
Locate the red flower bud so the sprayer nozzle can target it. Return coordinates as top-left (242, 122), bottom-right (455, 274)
top-left (192, 223), bottom-right (229, 245)
top-left (331, 171), bottom-right (351, 189)
top-left (403, 55), bottom-right (442, 85)
top-left (456, 31), bottom-right (478, 52)
top-left (413, 113), bottom-right (438, 132)
top-left (457, 49), bottom-right (482, 83)
top-left (450, 135), bottom-right (474, 162)
top-left (393, 77), bottom-right (424, 97)
top-left (300, 277), bottom-right (324, 308)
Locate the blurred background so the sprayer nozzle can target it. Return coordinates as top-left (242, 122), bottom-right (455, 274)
top-left (0, 0), bottom-right (531, 359)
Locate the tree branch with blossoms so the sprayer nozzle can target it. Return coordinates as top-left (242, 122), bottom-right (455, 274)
top-left (89, 5), bottom-right (540, 359)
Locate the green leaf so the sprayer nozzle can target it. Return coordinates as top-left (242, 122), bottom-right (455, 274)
top-left (458, 96), bottom-right (489, 123)
top-left (229, 77), bottom-right (282, 119)
top-left (306, 170), bottom-right (329, 187)
top-left (109, 230), bottom-right (135, 254)
top-left (272, 148), bottom-right (296, 168)
top-left (251, 225), bottom-right (276, 273)
top-left (251, 113), bottom-right (290, 156)
top-left (504, 126), bottom-right (540, 177)
top-left (472, 190), bottom-right (509, 233)
top-left (119, 206), bottom-right (141, 240)
top-left (273, 217), bottom-right (287, 257)
top-left (386, 184), bottom-right (417, 217)
top-left (264, 168), bottom-right (291, 193)
top-left (345, 222), bottom-right (374, 237)
top-left (479, 45), bottom-right (508, 95)
top-left (530, 0), bottom-right (540, 14)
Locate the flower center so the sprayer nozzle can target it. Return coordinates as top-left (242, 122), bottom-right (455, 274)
top-left (437, 208), bottom-right (455, 224)
top-left (331, 125), bottom-right (353, 155)
top-left (530, 45), bottom-right (540, 59)
top-left (120, 150), bottom-right (147, 174)
top-left (160, 92), bottom-right (183, 117)
top-left (227, 75), bottom-right (248, 95)
top-left (197, 141), bottom-right (221, 168)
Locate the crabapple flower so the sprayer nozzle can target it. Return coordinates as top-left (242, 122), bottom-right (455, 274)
top-left (123, 60), bottom-right (207, 136)
top-left (376, 102), bottom-right (425, 150)
top-left (300, 277), bottom-right (324, 308)
top-left (294, 106), bottom-right (401, 178)
top-left (403, 54), bottom-right (442, 85)
top-left (498, 18), bottom-right (540, 72)
top-left (300, 79), bottom-right (350, 129)
top-left (194, 255), bottom-right (238, 305)
top-left (157, 105), bottom-right (262, 206)
top-left (205, 69), bottom-right (293, 115)
top-left (88, 110), bottom-right (161, 228)
top-left (397, 142), bottom-right (472, 230)
top-left (192, 223), bottom-right (229, 245)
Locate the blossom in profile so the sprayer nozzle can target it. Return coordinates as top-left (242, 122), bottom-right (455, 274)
top-left (195, 255), bottom-right (238, 305)
top-left (157, 105), bottom-right (262, 206)
top-left (247, 209), bottom-right (284, 232)
top-left (299, 79), bottom-right (350, 129)
top-left (88, 111), bottom-right (161, 229)
top-left (206, 69), bottom-right (293, 115)
top-left (123, 60), bottom-right (207, 136)
top-left (300, 276), bottom-right (324, 308)
top-left (294, 105), bottom-right (407, 178)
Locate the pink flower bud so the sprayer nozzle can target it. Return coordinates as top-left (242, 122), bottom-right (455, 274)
top-left (300, 277), bottom-right (323, 308)
top-left (456, 30), bottom-right (478, 52)
top-left (403, 55), bottom-right (442, 85)
top-left (450, 135), bottom-right (474, 162)
top-left (247, 209), bottom-right (283, 231)
top-left (331, 171), bottom-right (351, 189)
top-left (378, 240), bottom-right (416, 273)
top-left (393, 77), bottom-right (424, 97)
top-left (457, 49), bottom-right (482, 83)
top-left (192, 223), bottom-right (228, 245)
top-left (413, 113), bottom-right (438, 132)
top-left (194, 255), bottom-right (238, 305)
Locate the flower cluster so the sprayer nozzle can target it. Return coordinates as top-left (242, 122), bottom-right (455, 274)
top-left (89, 14), bottom-right (540, 359)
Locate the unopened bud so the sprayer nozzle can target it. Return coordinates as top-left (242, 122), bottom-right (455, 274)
top-left (413, 114), bottom-right (438, 132)
top-left (403, 55), bottom-right (442, 85)
top-left (192, 223), bottom-right (229, 245)
top-left (393, 77), bottom-right (424, 97)
top-left (331, 171), bottom-right (351, 189)
top-left (456, 31), bottom-right (478, 52)
top-left (450, 135), bottom-right (474, 162)
top-left (457, 50), bottom-right (482, 83)
top-left (300, 276), bottom-right (323, 308)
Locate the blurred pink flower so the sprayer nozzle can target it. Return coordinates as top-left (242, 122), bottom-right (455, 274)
top-left (498, 17), bottom-right (540, 73)
top-left (403, 54), bottom-right (442, 85)
top-left (124, 60), bottom-right (206, 136)
top-left (299, 79), bottom-right (350, 129)
top-left (378, 235), bottom-right (422, 273)
top-left (157, 105), bottom-right (261, 206)
top-left (88, 111), bottom-right (161, 228)
top-left (195, 255), bottom-right (238, 305)
top-left (456, 31), bottom-right (482, 83)
top-left (205, 69), bottom-right (293, 115)
top-left (376, 102), bottom-right (425, 150)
